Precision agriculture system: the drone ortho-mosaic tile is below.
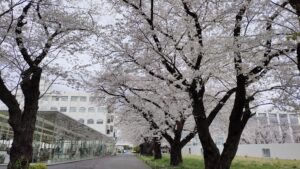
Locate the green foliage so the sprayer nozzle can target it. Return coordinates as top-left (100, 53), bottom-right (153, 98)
top-left (29, 163), bottom-right (47, 169)
top-left (0, 154), bottom-right (5, 164)
top-left (140, 155), bottom-right (300, 169)
top-left (123, 145), bottom-right (132, 150)
top-left (132, 146), bottom-right (140, 153)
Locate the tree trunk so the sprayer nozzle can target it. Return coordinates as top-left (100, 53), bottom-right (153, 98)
top-left (153, 138), bottom-right (162, 159)
top-left (217, 130), bottom-right (243, 169)
top-left (8, 126), bottom-right (35, 169)
top-left (289, 0), bottom-right (300, 72)
top-left (7, 68), bottom-right (41, 169)
top-left (189, 85), bottom-right (221, 169)
top-left (170, 143), bottom-right (182, 166)
top-left (8, 108), bottom-right (39, 169)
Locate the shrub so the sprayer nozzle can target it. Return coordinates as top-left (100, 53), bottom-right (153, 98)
top-left (133, 146), bottom-right (140, 153)
top-left (0, 154), bottom-right (5, 164)
top-left (29, 163), bottom-right (47, 169)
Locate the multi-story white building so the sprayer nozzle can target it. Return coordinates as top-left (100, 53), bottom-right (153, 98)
top-left (0, 79), bottom-right (115, 138)
top-left (182, 112), bottom-right (300, 159)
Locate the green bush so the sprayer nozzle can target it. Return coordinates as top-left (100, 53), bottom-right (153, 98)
top-left (0, 154), bottom-right (5, 164)
top-left (133, 146), bottom-right (140, 153)
top-left (29, 163), bottom-right (47, 169)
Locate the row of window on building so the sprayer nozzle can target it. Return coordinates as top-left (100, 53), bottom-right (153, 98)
top-left (49, 106), bottom-right (106, 113)
top-left (40, 96), bottom-right (104, 103)
top-left (77, 116), bottom-right (114, 125)
top-left (77, 118), bottom-right (114, 135)
top-left (78, 118), bottom-right (103, 125)
top-left (256, 113), bottom-right (299, 125)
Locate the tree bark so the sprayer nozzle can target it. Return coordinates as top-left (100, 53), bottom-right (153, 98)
top-left (170, 143), bottom-right (182, 166)
top-left (217, 128), bottom-right (243, 169)
top-left (288, 0), bottom-right (300, 72)
top-left (153, 138), bottom-right (162, 159)
top-left (7, 68), bottom-right (42, 169)
top-left (8, 125), bottom-right (35, 169)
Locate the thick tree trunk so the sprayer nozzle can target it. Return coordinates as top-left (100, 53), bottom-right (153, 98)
top-left (8, 127), bottom-right (35, 169)
top-left (153, 138), bottom-right (162, 159)
top-left (8, 108), bottom-right (39, 169)
top-left (7, 68), bottom-right (41, 169)
top-left (217, 130), bottom-right (243, 169)
top-left (170, 143), bottom-right (182, 166)
top-left (197, 127), bottom-right (244, 169)
top-left (189, 85), bottom-right (221, 169)
top-left (289, 0), bottom-right (300, 72)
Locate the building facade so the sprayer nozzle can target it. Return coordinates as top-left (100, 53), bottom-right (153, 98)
top-left (182, 112), bottom-right (300, 159)
top-left (0, 110), bottom-right (115, 164)
top-left (0, 80), bottom-right (115, 138)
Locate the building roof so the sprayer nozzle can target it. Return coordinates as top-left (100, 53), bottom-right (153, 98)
top-left (0, 110), bottom-right (114, 144)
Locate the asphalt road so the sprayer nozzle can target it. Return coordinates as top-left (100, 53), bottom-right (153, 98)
top-left (0, 155), bottom-right (151, 169)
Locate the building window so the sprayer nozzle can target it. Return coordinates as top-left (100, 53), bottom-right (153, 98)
top-left (88, 107), bottom-right (95, 112)
top-left (98, 106), bottom-right (106, 113)
top-left (52, 96), bottom-right (59, 101)
top-left (80, 96), bottom-right (87, 102)
top-left (279, 114), bottom-right (288, 125)
top-left (96, 119), bottom-right (103, 124)
top-left (61, 96), bottom-right (68, 101)
top-left (78, 119), bottom-right (84, 124)
top-left (110, 115), bottom-right (114, 122)
top-left (269, 114), bottom-right (278, 124)
top-left (110, 125), bottom-right (113, 132)
top-left (50, 107), bottom-right (58, 111)
top-left (289, 114), bottom-right (299, 125)
top-left (69, 107), bottom-right (77, 112)
top-left (258, 113), bottom-right (267, 125)
top-left (87, 119), bottom-right (94, 124)
top-left (106, 125), bottom-right (110, 134)
top-left (71, 96), bottom-right (79, 101)
top-left (89, 97), bottom-right (96, 102)
top-left (60, 107), bottom-right (67, 112)
top-left (262, 148), bottom-right (271, 157)
top-left (79, 107), bottom-right (86, 112)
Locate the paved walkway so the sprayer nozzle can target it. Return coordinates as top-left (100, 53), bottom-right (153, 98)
top-left (48, 154), bottom-right (151, 169)
top-left (0, 155), bottom-right (150, 169)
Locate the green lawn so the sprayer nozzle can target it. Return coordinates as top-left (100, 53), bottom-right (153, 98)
top-left (140, 155), bottom-right (300, 169)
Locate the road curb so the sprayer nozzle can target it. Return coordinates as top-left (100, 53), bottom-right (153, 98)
top-left (0, 156), bottom-right (112, 167)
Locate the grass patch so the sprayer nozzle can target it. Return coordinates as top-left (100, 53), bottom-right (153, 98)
top-left (140, 155), bottom-right (300, 169)
top-left (29, 163), bottom-right (47, 169)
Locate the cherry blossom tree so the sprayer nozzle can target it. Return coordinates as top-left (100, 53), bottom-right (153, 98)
top-left (0, 1), bottom-right (97, 168)
top-left (95, 0), bottom-right (297, 168)
top-left (84, 68), bottom-right (197, 164)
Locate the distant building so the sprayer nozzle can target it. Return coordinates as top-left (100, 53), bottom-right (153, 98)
top-left (182, 112), bottom-right (300, 159)
top-left (0, 79), bottom-right (115, 138)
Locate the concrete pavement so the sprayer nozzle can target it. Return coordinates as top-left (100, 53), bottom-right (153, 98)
top-left (0, 154), bottom-right (151, 169)
top-left (48, 154), bottom-right (151, 169)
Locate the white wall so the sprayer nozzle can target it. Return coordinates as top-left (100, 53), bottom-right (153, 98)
top-left (237, 144), bottom-right (300, 160)
top-left (182, 143), bottom-right (300, 160)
